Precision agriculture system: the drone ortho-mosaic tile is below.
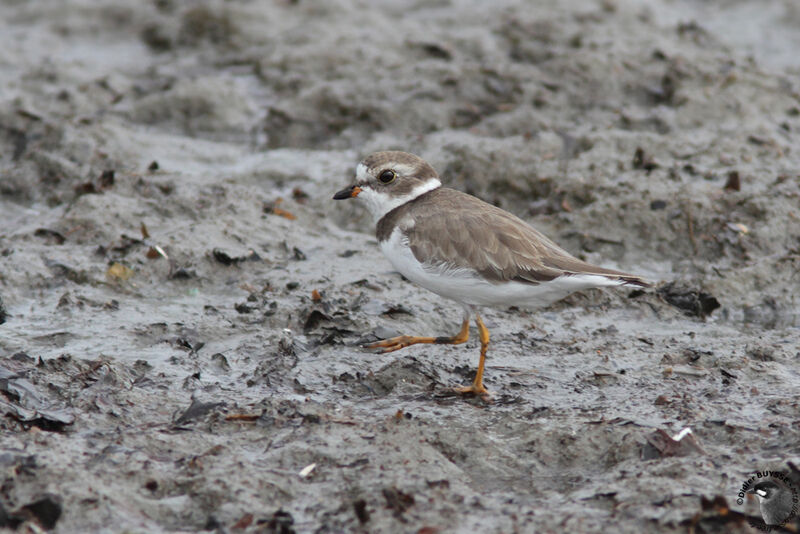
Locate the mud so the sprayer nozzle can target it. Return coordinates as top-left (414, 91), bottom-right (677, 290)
top-left (1, 0), bottom-right (799, 532)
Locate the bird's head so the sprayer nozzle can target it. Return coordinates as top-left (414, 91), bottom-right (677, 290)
top-left (749, 480), bottom-right (781, 502)
top-left (333, 151), bottom-right (441, 222)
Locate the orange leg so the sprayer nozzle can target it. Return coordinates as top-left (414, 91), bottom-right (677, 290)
top-left (454, 314), bottom-right (490, 397)
top-left (364, 317), bottom-right (470, 353)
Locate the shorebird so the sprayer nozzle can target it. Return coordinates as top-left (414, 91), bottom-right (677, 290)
top-left (334, 151), bottom-right (649, 397)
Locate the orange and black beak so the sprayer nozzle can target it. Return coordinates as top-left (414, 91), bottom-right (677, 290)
top-left (333, 185), bottom-right (361, 200)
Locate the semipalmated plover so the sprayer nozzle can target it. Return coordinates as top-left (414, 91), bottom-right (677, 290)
top-left (334, 151), bottom-right (650, 397)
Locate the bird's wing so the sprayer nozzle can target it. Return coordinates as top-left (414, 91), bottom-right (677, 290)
top-left (403, 188), bottom-right (649, 287)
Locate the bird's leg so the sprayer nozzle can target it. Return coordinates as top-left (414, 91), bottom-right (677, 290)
top-left (454, 313), bottom-right (490, 397)
top-left (364, 312), bottom-right (470, 353)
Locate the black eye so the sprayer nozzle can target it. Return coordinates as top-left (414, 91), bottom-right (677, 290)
top-left (378, 170), bottom-right (396, 184)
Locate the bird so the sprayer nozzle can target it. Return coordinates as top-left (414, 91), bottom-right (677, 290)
top-left (748, 479), bottom-right (795, 526)
top-left (333, 151), bottom-right (650, 397)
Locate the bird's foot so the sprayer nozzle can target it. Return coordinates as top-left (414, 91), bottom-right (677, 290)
top-left (363, 335), bottom-right (424, 353)
top-left (453, 383), bottom-right (491, 401)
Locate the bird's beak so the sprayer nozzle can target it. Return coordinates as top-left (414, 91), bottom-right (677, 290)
top-left (333, 185), bottom-right (361, 200)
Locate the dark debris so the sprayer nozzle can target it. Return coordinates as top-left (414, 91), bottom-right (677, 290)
top-left (212, 248), bottom-right (260, 265)
top-left (0, 364), bottom-right (75, 431)
top-left (632, 147), bottom-right (658, 172)
top-left (383, 487), bottom-right (415, 517)
top-left (261, 509), bottom-right (295, 534)
top-left (0, 493), bottom-right (63, 530)
top-left (353, 498), bottom-right (370, 523)
top-left (173, 399), bottom-right (224, 426)
top-left (657, 281), bottom-right (720, 318)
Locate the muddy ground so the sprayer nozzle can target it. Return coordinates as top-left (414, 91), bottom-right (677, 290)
top-left (1, 0), bottom-right (799, 532)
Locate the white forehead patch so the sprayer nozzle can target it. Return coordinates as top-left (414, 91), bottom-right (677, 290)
top-left (357, 178), bottom-right (441, 223)
top-left (355, 162), bottom-right (370, 183)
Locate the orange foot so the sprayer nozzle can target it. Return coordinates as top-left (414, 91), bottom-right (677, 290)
top-left (363, 335), bottom-right (431, 353)
top-left (453, 383), bottom-right (490, 400)
top-left (364, 319), bottom-right (471, 354)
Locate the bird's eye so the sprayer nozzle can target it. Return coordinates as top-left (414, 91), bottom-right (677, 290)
top-left (378, 170), bottom-right (396, 184)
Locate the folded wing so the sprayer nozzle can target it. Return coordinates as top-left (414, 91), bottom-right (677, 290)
top-left (405, 189), bottom-right (649, 288)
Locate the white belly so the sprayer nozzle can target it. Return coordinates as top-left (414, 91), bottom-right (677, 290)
top-left (379, 227), bottom-right (625, 308)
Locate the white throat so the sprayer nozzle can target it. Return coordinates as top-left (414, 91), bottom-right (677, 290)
top-left (358, 178), bottom-right (441, 223)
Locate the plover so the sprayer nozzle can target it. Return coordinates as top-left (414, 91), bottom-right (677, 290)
top-left (334, 151), bottom-right (650, 397)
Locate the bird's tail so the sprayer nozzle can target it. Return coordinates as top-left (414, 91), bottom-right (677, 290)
top-left (615, 274), bottom-right (652, 288)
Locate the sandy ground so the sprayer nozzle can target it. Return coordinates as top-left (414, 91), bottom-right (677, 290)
top-left (1, 0), bottom-right (799, 532)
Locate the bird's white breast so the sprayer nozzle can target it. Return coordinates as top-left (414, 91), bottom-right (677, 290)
top-left (379, 227), bottom-right (626, 308)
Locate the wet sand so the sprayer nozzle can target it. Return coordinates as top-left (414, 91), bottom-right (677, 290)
top-left (1, 0), bottom-right (799, 532)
